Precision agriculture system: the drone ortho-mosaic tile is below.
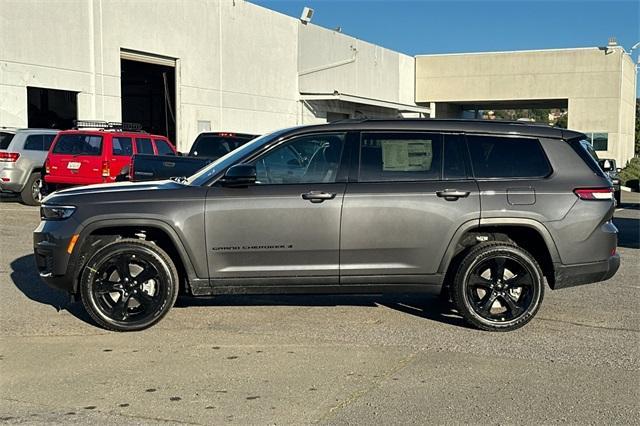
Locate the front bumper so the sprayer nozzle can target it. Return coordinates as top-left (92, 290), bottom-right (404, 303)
top-left (33, 219), bottom-right (82, 293)
top-left (552, 254), bottom-right (620, 289)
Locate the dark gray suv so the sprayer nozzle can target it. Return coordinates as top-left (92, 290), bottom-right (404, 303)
top-left (34, 119), bottom-right (619, 332)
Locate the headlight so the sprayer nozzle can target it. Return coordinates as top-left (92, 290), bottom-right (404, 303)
top-left (40, 205), bottom-right (76, 220)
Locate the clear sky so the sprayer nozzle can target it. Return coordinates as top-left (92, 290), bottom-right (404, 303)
top-left (251, 0), bottom-right (639, 56)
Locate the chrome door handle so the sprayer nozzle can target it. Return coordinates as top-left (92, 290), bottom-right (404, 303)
top-left (301, 191), bottom-right (336, 203)
top-left (436, 189), bottom-right (471, 201)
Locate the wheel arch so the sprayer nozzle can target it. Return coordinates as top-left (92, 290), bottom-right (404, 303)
top-left (73, 218), bottom-right (199, 295)
top-left (439, 218), bottom-right (560, 289)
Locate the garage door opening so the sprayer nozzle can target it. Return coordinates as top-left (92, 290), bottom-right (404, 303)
top-left (121, 58), bottom-right (176, 144)
top-left (27, 87), bottom-right (77, 130)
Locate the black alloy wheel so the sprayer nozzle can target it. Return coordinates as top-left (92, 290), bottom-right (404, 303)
top-left (80, 239), bottom-right (178, 331)
top-left (451, 242), bottom-right (544, 331)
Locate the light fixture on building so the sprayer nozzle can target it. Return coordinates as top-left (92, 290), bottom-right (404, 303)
top-left (607, 37), bottom-right (618, 47)
top-left (300, 7), bottom-right (314, 25)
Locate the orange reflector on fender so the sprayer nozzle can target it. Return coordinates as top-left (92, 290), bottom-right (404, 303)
top-left (67, 234), bottom-right (80, 254)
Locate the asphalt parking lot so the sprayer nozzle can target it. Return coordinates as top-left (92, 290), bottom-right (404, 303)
top-left (0, 193), bottom-right (638, 425)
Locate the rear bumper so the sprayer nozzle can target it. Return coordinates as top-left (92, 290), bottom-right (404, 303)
top-left (0, 166), bottom-right (27, 192)
top-left (552, 254), bottom-right (620, 289)
top-left (44, 174), bottom-right (106, 186)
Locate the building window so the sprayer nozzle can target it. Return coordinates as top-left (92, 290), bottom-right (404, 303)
top-left (584, 132), bottom-right (608, 151)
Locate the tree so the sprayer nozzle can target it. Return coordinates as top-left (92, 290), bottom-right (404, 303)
top-left (635, 98), bottom-right (639, 156)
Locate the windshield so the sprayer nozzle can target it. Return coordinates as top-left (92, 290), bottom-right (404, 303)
top-left (52, 134), bottom-right (103, 156)
top-left (0, 132), bottom-right (15, 150)
top-left (187, 127), bottom-right (296, 186)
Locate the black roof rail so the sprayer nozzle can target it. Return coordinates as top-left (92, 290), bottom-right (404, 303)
top-left (73, 120), bottom-right (143, 132)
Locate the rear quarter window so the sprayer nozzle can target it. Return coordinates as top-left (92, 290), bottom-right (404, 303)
top-left (0, 132), bottom-right (15, 150)
top-left (467, 135), bottom-right (551, 179)
top-left (52, 134), bottom-right (103, 156)
top-left (112, 137), bottom-right (133, 156)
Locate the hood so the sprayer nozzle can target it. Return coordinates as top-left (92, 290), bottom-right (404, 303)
top-left (42, 180), bottom-right (185, 204)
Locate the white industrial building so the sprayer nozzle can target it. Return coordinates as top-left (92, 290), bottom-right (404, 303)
top-left (0, 0), bottom-right (424, 153)
top-left (0, 0), bottom-right (636, 164)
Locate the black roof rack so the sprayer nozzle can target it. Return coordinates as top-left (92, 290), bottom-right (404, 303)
top-left (73, 120), bottom-right (143, 132)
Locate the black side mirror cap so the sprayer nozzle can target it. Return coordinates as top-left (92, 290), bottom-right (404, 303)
top-left (220, 163), bottom-right (256, 187)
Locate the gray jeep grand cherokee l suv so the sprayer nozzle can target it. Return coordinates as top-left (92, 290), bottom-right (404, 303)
top-left (34, 119), bottom-right (619, 332)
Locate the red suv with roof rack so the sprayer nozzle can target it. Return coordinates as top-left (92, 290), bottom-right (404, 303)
top-left (44, 121), bottom-right (176, 190)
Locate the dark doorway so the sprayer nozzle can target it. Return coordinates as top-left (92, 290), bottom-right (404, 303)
top-left (27, 87), bottom-right (77, 130)
top-left (120, 59), bottom-right (176, 144)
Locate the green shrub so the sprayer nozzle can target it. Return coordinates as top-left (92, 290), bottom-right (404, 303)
top-left (620, 157), bottom-right (640, 191)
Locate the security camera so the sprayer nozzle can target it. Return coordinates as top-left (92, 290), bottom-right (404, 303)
top-left (300, 7), bottom-right (313, 24)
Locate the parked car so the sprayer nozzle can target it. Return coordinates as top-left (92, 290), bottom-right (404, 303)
top-left (34, 119), bottom-right (619, 332)
top-left (0, 128), bottom-right (58, 205)
top-left (598, 158), bottom-right (621, 205)
top-left (129, 132), bottom-right (256, 181)
top-left (44, 121), bottom-right (176, 191)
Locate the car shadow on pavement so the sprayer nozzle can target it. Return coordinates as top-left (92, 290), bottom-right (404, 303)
top-left (176, 293), bottom-right (470, 329)
top-left (613, 217), bottom-right (640, 249)
top-left (10, 254), bottom-right (94, 325)
top-left (11, 253), bottom-right (468, 329)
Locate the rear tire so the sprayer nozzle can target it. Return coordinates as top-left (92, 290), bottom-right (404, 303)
top-left (450, 242), bottom-right (544, 332)
top-left (79, 238), bottom-right (179, 332)
top-left (20, 172), bottom-right (44, 206)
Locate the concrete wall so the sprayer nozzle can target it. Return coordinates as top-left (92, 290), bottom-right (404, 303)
top-left (0, 0), bottom-right (422, 153)
top-left (0, 0), bottom-right (300, 152)
top-left (298, 24), bottom-right (415, 105)
top-left (416, 48), bottom-right (637, 165)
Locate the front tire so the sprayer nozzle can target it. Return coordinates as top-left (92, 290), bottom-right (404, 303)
top-left (450, 242), bottom-right (544, 332)
top-left (20, 172), bottom-right (44, 206)
top-left (79, 238), bottom-right (179, 331)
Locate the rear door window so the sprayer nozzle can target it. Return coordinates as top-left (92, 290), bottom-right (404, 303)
top-left (52, 134), bottom-right (103, 156)
top-left (135, 138), bottom-right (154, 155)
top-left (23, 135), bottom-right (45, 151)
top-left (112, 137), bottom-right (133, 156)
top-left (154, 139), bottom-right (175, 155)
top-left (467, 135), bottom-right (551, 179)
top-left (443, 134), bottom-right (469, 180)
top-left (359, 132), bottom-right (443, 182)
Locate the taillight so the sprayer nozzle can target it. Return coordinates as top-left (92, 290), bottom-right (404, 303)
top-left (102, 161), bottom-right (110, 177)
top-left (574, 187), bottom-right (614, 201)
top-left (128, 161), bottom-right (134, 180)
top-left (45, 158), bottom-right (50, 174)
top-left (0, 152), bottom-right (20, 162)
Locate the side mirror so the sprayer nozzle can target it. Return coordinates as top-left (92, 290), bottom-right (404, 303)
top-left (115, 165), bottom-right (130, 182)
top-left (599, 159), bottom-right (612, 171)
top-left (220, 163), bottom-right (256, 187)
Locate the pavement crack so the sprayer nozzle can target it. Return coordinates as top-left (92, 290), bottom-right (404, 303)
top-left (538, 317), bottom-right (639, 333)
top-left (315, 351), bottom-right (418, 424)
